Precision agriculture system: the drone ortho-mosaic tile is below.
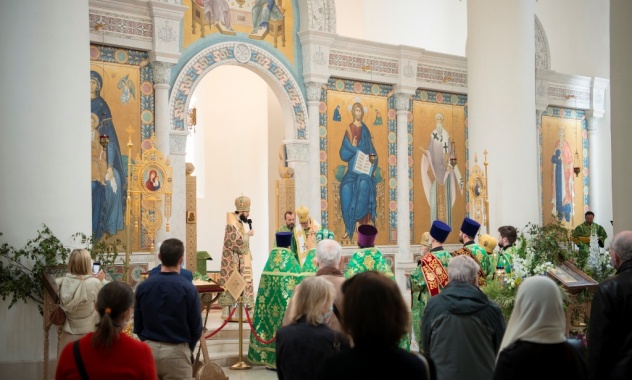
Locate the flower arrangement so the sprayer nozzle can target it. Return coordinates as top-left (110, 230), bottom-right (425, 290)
top-left (482, 220), bottom-right (574, 321)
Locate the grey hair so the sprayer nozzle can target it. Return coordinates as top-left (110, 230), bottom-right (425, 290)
top-left (316, 239), bottom-right (342, 268)
top-left (448, 255), bottom-right (479, 285)
top-left (611, 231), bottom-right (632, 263)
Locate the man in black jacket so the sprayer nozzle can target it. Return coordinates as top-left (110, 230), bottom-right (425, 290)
top-left (588, 230), bottom-right (632, 380)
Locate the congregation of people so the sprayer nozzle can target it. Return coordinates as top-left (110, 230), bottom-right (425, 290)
top-left (54, 197), bottom-right (632, 380)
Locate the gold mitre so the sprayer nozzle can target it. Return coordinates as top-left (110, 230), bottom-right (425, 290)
top-left (235, 195), bottom-right (251, 212)
top-left (296, 205), bottom-right (310, 223)
top-left (420, 232), bottom-right (431, 248)
top-left (478, 234), bottom-right (497, 254)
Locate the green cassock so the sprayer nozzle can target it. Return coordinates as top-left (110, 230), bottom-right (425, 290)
top-left (247, 247), bottom-right (301, 368)
top-left (344, 247), bottom-right (410, 350)
top-left (410, 249), bottom-right (451, 351)
top-left (468, 243), bottom-right (493, 278)
top-left (492, 245), bottom-right (516, 277)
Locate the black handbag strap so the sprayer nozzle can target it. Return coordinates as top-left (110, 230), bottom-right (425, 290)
top-left (332, 303), bottom-right (341, 320)
top-left (73, 340), bottom-right (90, 380)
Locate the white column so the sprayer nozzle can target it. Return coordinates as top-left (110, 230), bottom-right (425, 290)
top-left (394, 93), bottom-right (412, 290)
top-left (169, 131), bottom-right (189, 244)
top-left (305, 81), bottom-right (326, 224)
top-left (467, 0), bottom-right (538, 230)
top-left (285, 140), bottom-right (311, 210)
top-left (394, 93), bottom-right (412, 259)
top-left (611, 1), bottom-right (632, 232)
top-left (586, 116), bottom-right (612, 238)
top-left (0, 0), bottom-right (90, 373)
top-left (152, 61), bottom-right (175, 248)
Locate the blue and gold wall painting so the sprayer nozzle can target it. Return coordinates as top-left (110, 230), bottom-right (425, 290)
top-left (412, 91), bottom-right (468, 245)
top-left (183, 0), bottom-right (296, 64)
top-left (321, 79), bottom-right (397, 246)
top-left (541, 107), bottom-right (587, 229)
top-left (90, 44), bottom-right (155, 251)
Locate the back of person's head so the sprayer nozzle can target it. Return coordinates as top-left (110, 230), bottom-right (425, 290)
top-left (340, 271), bottom-right (409, 348)
top-left (92, 281), bottom-right (134, 349)
top-left (159, 238), bottom-right (184, 267)
top-left (67, 249), bottom-right (92, 275)
top-left (499, 276), bottom-right (566, 353)
top-left (498, 225), bottom-right (518, 245)
top-left (611, 230), bottom-right (632, 263)
top-left (287, 276), bottom-right (336, 326)
top-left (315, 239), bottom-right (342, 268)
top-left (448, 255), bottom-right (479, 285)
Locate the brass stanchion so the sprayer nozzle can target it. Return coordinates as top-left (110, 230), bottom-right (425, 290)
top-left (230, 296), bottom-right (251, 370)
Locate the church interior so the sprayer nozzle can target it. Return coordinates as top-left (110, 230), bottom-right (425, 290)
top-left (1, 0), bottom-right (631, 378)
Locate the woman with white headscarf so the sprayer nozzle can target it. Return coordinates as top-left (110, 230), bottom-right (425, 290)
top-left (493, 276), bottom-right (587, 380)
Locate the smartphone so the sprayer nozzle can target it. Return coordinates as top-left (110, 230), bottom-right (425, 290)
top-left (92, 262), bottom-right (101, 275)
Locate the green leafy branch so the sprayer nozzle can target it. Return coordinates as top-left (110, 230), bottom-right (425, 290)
top-left (0, 225), bottom-right (70, 314)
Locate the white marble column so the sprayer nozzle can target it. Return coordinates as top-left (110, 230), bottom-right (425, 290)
top-left (467, 0), bottom-right (538, 230)
top-left (152, 61), bottom-right (175, 248)
top-left (394, 93), bottom-right (413, 290)
top-left (305, 81), bottom-right (326, 224)
top-left (285, 140), bottom-right (311, 211)
top-left (586, 116), bottom-right (610, 234)
top-left (394, 93), bottom-right (412, 259)
top-left (169, 131), bottom-right (189, 245)
top-left (611, 1), bottom-right (632, 232)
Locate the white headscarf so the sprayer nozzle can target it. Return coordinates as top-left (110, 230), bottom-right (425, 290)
top-left (497, 276), bottom-right (566, 358)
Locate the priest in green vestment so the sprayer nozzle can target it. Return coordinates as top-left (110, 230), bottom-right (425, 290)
top-left (273, 210), bottom-right (297, 256)
top-left (247, 232), bottom-right (301, 369)
top-left (410, 220), bottom-right (452, 351)
top-left (452, 217), bottom-right (491, 286)
top-left (496, 225), bottom-right (519, 276)
top-left (344, 224), bottom-right (394, 280)
top-left (572, 211), bottom-right (607, 268)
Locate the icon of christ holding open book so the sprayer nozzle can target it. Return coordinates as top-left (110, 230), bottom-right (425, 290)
top-left (339, 102), bottom-right (379, 240)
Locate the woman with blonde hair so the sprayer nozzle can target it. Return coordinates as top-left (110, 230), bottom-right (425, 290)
top-left (276, 276), bottom-right (350, 379)
top-left (56, 249), bottom-right (107, 353)
top-left (56, 281), bottom-right (156, 379)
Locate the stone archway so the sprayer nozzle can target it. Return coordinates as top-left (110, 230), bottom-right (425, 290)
top-left (169, 41), bottom-right (308, 141)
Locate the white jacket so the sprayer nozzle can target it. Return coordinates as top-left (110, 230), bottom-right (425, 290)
top-left (56, 274), bottom-right (104, 334)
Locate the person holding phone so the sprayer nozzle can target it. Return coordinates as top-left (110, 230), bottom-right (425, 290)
top-left (56, 249), bottom-right (108, 354)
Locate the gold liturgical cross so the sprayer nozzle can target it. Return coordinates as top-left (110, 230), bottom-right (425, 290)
top-left (225, 270), bottom-right (247, 301)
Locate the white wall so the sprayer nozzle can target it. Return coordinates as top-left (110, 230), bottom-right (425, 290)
top-left (0, 0), bottom-right (91, 377)
top-left (335, 0), bottom-right (468, 56)
top-left (191, 65), bottom-right (284, 292)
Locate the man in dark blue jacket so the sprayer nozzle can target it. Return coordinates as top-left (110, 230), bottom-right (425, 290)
top-left (134, 238), bottom-right (202, 379)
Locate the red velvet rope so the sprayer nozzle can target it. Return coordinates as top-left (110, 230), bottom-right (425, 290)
top-left (244, 307), bottom-right (276, 345)
top-left (203, 306), bottom-right (237, 339)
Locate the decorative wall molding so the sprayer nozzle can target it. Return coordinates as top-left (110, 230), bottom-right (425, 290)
top-left (535, 15), bottom-right (551, 70)
top-left (586, 116), bottom-right (599, 132)
top-left (306, 0), bottom-right (336, 32)
top-left (170, 131), bottom-right (188, 155)
top-left (329, 50), bottom-right (399, 76)
top-left (305, 81), bottom-right (326, 102)
top-left (285, 140), bottom-right (310, 162)
top-left (89, 10), bottom-right (152, 41)
top-left (152, 61), bottom-right (174, 85)
top-left (170, 42), bottom-right (308, 139)
top-left (394, 93), bottom-right (411, 111)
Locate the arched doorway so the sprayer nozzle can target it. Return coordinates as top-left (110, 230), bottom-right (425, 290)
top-left (170, 42), bottom-right (307, 290)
